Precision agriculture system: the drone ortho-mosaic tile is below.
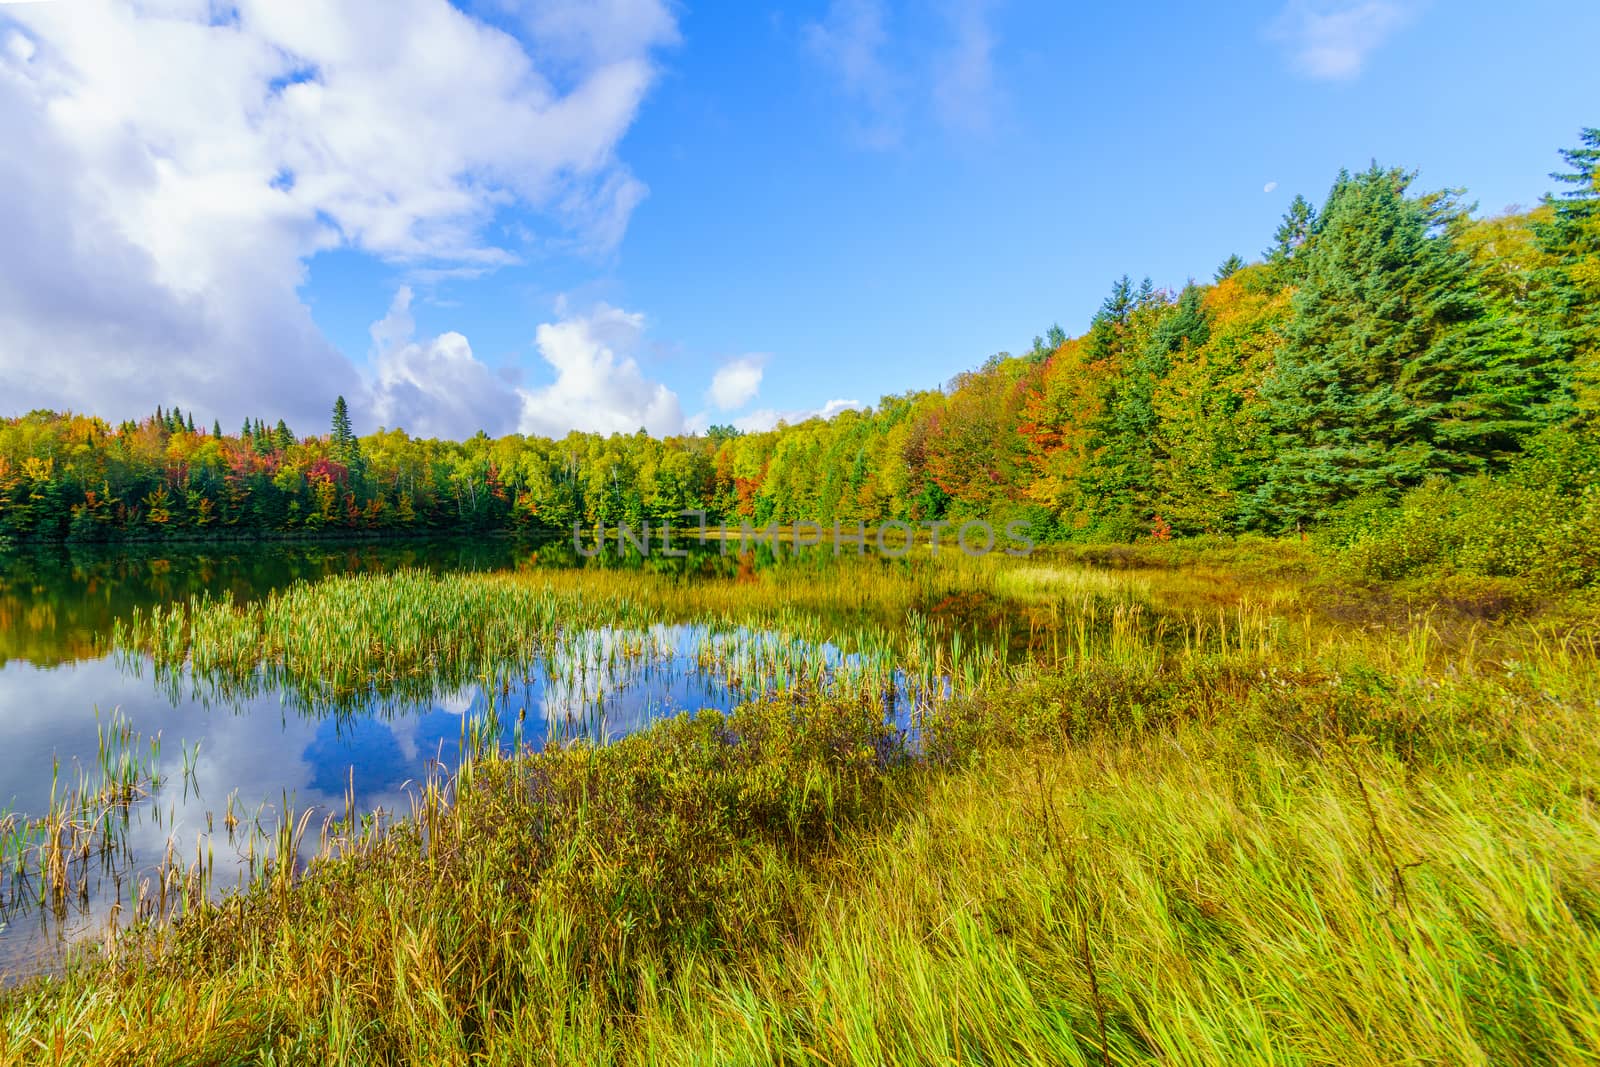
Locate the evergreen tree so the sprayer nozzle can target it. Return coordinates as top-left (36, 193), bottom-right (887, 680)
top-left (330, 395), bottom-right (364, 477)
top-left (185, 412), bottom-right (195, 434)
top-left (1214, 254), bottom-right (1245, 282)
top-left (1099, 276), bottom-right (1135, 331)
top-left (1150, 282), bottom-right (1210, 356)
top-left (331, 397), bottom-right (354, 450)
top-left (1072, 278), bottom-right (1196, 535)
top-left (1534, 128), bottom-right (1600, 421)
top-left (1252, 166), bottom-right (1489, 528)
top-left (275, 420), bottom-right (295, 452)
top-left (213, 419), bottom-right (223, 439)
top-left (1266, 193), bottom-right (1318, 283)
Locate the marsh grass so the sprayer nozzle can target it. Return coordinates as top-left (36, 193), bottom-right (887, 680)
top-left (4, 550), bottom-right (1600, 1064)
top-left (0, 708), bottom-right (182, 952)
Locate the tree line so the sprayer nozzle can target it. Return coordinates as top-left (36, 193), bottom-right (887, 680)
top-left (2, 130), bottom-right (1596, 545)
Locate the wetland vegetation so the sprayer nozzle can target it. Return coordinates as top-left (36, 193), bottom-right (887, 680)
top-left (0, 540), bottom-right (1597, 1065)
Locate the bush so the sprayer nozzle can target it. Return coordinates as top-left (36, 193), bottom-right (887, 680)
top-left (1338, 474), bottom-right (1600, 594)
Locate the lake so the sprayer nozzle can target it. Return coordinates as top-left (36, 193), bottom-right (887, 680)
top-left (0, 538), bottom-right (835, 981)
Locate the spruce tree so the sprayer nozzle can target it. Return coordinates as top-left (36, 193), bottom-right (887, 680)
top-left (331, 397), bottom-right (354, 450)
top-left (1077, 279), bottom-right (1207, 536)
top-left (275, 420), bottom-right (295, 452)
top-left (1214, 254), bottom-right (1245, 282)
top-left (1266, 194), bottom-right (1318, 283)
top-left (1098, 276), bottom-right (1135, 332)
top-left (1252, 165), bottom-right (1488, 528)
top-left (1534, 128), bottom-right (1600, 422)
top-left (1150, 282), bottom-right (1210, 356)
top-left (330, 396), bottom-right (364, 477)
top-left (213, 419), bottom-right (223, 439)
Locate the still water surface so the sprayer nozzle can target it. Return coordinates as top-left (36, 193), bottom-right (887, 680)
top-left (0, 539), bottom-right (801, 980)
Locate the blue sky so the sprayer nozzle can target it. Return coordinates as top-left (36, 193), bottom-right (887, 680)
top-left (2, 0), bottom-right (1597, 438)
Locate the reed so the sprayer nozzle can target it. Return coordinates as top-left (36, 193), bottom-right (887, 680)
top-left (4, 549), bottom-right (1598, 1064)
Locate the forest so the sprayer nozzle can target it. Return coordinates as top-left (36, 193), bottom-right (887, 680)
top-left (3, 131), bottom-right (1597, 590)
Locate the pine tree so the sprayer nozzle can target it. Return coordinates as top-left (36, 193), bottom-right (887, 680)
top-left (186, 413), bottom-right (195, 434)
top-left (1252, 165), bottom-right (1488, 528)
top-left (275, 420), bottom-right (295, 452)
top-left (1214, 254), bottom-right (1245, 282)
top-left (330, 396), bottom-right (364, 476)
top-left (331, 397), bottom-right (354, 448)
top-left (1071, 278), bottom-right (1197, 536)
top-left (1266, 194), bottom-right (1318, 283)
top-left (1534, 128), bottom-right (1600, 422)
top-left (1150, 282), bottom-right (1210, 356)
top-left (213, 419), bottom-right (223, 439)
top-left (1099, 276), bottom-right (1135, 332)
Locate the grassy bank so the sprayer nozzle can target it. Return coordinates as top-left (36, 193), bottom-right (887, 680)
top-left (3, 550), bottom-right (1599, 1064)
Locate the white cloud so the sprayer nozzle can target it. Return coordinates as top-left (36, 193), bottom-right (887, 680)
top-left (1270, 1), bottom-right (1414, 80)
top-left (368, 287), bottom-right (524, 440)
top-left (803, 0), bottom-right (999, 148)
top-left (734, 398), bottom-right (862, 433)
top-left (0, 0), bottom-right (675, 430)
top-left (1264, 181), bottom-right (1279, 193)
top-left (803, 0), bottom-right (902, 148)
top-left (363, 291), bottom-right (697, 441)
top-left (487, 0), bottom-right (680, 68)
top-left (931, 0), bottom-right (999, 135)
top-left (519, 304), bottom-right (684, 437)
top-left (707, 356), bottom-right (765, 411)
top-left (4, 30), bottom-right (33, 61)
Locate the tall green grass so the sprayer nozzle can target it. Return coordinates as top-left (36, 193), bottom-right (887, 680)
top-left (3, 550), bottom-right (1598, 1064)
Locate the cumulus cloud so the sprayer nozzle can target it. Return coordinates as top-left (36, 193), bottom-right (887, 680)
top-left (1269, 1), bottom-right (1414, 80)
top-left (368, 287), bottom-right (524, 440)
top-left (519, 304), bottom-right (684, 438)
top-left (362, 292), bottom-right (695, 441)
top-left (1264, 181), bottom-right (1280, 193)
top-left (707, 356), bottom-right (765, 412)
top-left (0, 0), bottom-right (676, 430)
top-left (734, 398), bottom-right (862, 433)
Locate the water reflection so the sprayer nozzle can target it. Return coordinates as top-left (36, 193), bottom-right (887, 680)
top-left (0, 540), bottom-right (535, 667)
top-left (0, 626), bottom-right (765, 980)
top-left (0, 538), bottom-right (962, 981)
